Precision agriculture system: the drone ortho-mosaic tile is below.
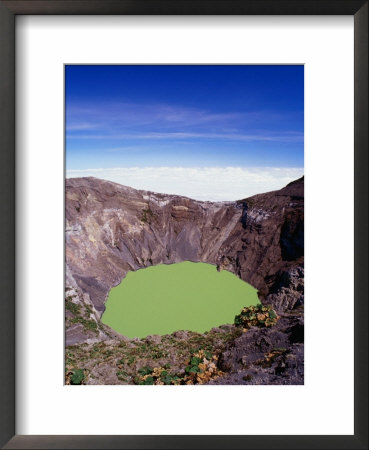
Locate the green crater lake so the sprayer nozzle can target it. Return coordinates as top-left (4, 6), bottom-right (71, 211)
top-left (101, 261), bottom-right (259, 338)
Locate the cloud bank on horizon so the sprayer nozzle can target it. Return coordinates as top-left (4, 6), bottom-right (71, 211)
top-left (66, 166), bottom-right (304, 201)
top-left (66, 65), bottom-right (304, 200)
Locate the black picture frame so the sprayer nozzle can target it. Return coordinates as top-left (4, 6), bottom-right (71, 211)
top-left (0, 1), bottom-right (367, 449)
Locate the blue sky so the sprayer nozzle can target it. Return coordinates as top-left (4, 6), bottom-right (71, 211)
top-left (65, 65), bottom-right (304, 200)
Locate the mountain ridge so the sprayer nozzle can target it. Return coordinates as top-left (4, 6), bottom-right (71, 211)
top-left (66, 174), bottom-right (304, 203)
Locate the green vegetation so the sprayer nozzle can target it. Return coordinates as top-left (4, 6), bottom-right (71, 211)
top-left (65, 325), bottom-right (242, 385)
top-left (102, 261), bottom-right (259, 338)
top-left (134, 366), bottom-right (181, 385)
top-left (70, 369), bottom-right (85, 385)
top-left (65, 291), bottom-right (103, 338)
top-left (65, 297), bottom-right (81, 316)
top-left (116, 369), bottom-right (130, 382)
top-left (85, 305), bottom-right (94, 315)
top-left (140, 207), bottom-right (154, 224)
top-left (182, 349), bottom-right (223, 384)
top-left (246, 198), bottom-right (257, 208)
top-left (234, 304), bottom-right (278, 330)
top-left (65, 291), bottom-right (100, 335)
top-left (133, 349), bottom-right (223, 385)
top-left (70, 317), bottom-right (98, 333)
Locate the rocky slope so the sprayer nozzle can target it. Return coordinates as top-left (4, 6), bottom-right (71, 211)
top-left (66, 177), bottom-right (303, 342)
top-left (65, 176), bottom-right (304, 384)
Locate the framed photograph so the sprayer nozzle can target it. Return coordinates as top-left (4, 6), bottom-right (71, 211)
top-left (64, 63), bottom-right (304, 388)
top-left (0, 1), bottom-right (367, 449)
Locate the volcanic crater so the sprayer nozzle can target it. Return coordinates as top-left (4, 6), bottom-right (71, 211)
top-left (65, 176), bottom-right (304, 385)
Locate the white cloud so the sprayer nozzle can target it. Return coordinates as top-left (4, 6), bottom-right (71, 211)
top-left (67, 131), bottom-right (303, 143)
top-left (66, 167), bottom-right (304, 202)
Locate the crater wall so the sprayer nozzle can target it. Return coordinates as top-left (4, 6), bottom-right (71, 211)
top-left (65, 176), bottom-right (304, 344)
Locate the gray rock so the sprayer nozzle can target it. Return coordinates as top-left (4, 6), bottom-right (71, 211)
top-left (145, 335), bottom-right (162, 345)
